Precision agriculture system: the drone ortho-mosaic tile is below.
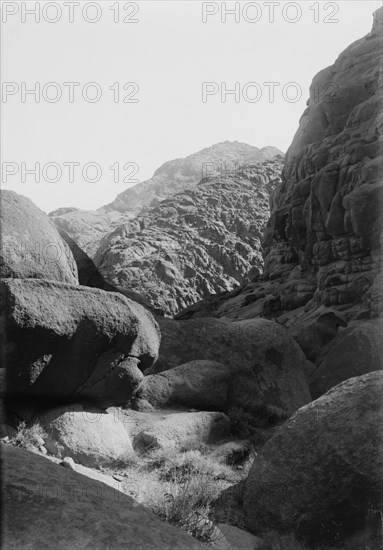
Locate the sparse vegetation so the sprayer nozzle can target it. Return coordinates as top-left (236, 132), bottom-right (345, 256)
top-left (100, 443), bottom-right (247, 543)
top-left (10, 421), bottom-right (47, 452)
top-left (7, 420), bottom-right (381, 548)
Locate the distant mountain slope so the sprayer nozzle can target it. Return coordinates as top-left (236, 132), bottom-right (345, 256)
top-left (100, 141), bottom-right (284, 215)
top-left (93, 159), bottom-right (283, 316)
top-left (50, 141), bottom-right (283, 257)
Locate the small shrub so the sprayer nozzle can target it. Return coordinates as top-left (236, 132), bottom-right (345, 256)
top-left (138, 448), bottom-right (237, 542)
top-left (11, 421), bottom-right (47, 452)
top-left (146, 448), bottom-right (236, 483)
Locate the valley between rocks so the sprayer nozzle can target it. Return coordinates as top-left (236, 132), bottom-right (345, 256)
top-left (2, 8), bottom-right (383, 550)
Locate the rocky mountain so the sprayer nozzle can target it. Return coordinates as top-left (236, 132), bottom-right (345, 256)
top-left (178, 8), bottom-right (383, 327)
top-left (3, 9), bottom-right (383, 550)
top-left (93, 159), bottom-right (283, 316)
top-left (49, 141), bottom-right (283, 257)
top-left (101, 141), bottom-right (283, 214)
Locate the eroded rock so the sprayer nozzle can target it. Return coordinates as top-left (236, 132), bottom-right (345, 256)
top-left (0, 190), bottom-right (78, 284)
top-left (3, 444), bottom-right (205, 549)
top-left (244, 372), bottom-right (383, 544)
top-left (2, 278), bottom-right (160, 407)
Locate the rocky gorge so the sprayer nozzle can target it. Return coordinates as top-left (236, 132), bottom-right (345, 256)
top-left (2, 7), bottom-right (383, 550)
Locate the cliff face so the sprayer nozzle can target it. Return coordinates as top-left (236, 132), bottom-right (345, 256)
top-left (263, 8), bottom-right (382, 313)
top-left (178, 8), bottom-right (383, 323)
top-left (93, 160), bottom-right (282, 316)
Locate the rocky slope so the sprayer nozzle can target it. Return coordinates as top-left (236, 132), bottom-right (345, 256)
top-left (178, 9), bottom-right (383, 327)
top-left (49, 141), bottom-right (283, 257)
top-left (93, 160), bottom-right (282, 315)
top-left (101, 141), bottom-right (283, 214)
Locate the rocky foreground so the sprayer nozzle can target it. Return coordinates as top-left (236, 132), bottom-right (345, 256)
top-left (2, 8), bottom-right (383, 550)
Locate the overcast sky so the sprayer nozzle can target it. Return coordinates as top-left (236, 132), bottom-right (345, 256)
top-left (1, 0), bottom-right (381, 212)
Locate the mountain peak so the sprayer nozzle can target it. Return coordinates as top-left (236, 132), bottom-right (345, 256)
top-left (101, 141), bottom-right (284, 214)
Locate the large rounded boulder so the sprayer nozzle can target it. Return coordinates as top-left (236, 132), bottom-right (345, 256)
top-left (244, 372), bottom-right (383, 545)
top-left (0, 190), bottom-right (78, 284)
top-left (37, 403), bottom-right (134, 467)
top-left (137, 360), bottom-right (232, 410)
top-left (147, 316), bottom-right (311, 424)
top-left (2, 278), bottom-right (160, 408)
top-left (310, 319), bottom-right (383, 398)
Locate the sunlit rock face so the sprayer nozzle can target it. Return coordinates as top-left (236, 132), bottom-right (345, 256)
top-left (93, 160), bottom-right (283, 316)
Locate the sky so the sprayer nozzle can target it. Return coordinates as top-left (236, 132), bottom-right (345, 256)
top-left (1, 0), bottom-right (382, 212)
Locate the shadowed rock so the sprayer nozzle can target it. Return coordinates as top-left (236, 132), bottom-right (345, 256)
top-left (244, 372), bottom-right (383, 545)
top-left (3, 444), bottom-right (205, 549)
top-left (2, 278), bottom-right (160, 408)
top-left (144, 316), bottom-right (311, 425)
top-left (310, 318), bottom-right (383, 398)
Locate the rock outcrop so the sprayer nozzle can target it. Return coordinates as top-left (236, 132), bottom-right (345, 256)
top-left (244, 372), bottom-right (383, 544)
top-left (2, 278), bottom-right (159, 408)
top-left (262, 8), bottom-right (383, 314)
top-left (94, 160), bottom-right (282, 315)
top-left (177, 9), bottom-right (383, 324)
top-left (37, 404), bottom-right (135, 467)
top-left (0, 190), bottom-right (78, 284)
top-left (143, 316), bottom-right (311, 425)
top-left (3, 444), bottom-right (205, 549)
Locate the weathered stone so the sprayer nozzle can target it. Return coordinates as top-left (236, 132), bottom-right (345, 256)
top-left (146, 316), bottom-right (311, 425)
top-left (137, 360), bottom-right (232, 410)
top-left (244, 372), bottom-right (383, 545)
top-left (0, 190), bottom-right (78, 284)
top-left (176, 9), bottom-right (382, 324)
top-left (3, 444), bottom-right (205, 549)
top-left (2, 278), bottom-right (160, 407)
top-left (38, 403), bottom-right (134, 467)
top-left (93, 160), bottom-right (283, 316)
top-left (310, 319), bottom-right (383, 398)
